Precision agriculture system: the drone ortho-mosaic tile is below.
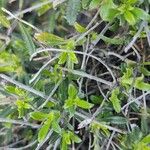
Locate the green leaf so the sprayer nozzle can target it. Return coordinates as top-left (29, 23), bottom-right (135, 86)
top-left (5, 86), bottom-right (25, 97)
top-left (109, 88), bottom-right (121, 113)
top-left (75, 97), bottom-right (94, 109)
top-left (16, 100), bottom-right (31, 118)
top-left (58, 41), bottom-right (78, 65)
top-left (99, 0), bottom-right (117, 21)
top-left (91, 121), bottom-right (110, 136)
top-left (52, 121), bottom-right (61, 133)
top-left (69, 52), bottom-right (78, 64)
top-left (0, 12), bottom-right (10, 28)
top-left (140, 67), bottom-right (150, 76)
top-left (5, 86), bottom-right (16, 94)
top-left (72, 135), bottom-right (82, 143)
top-left (89, 0), bottom-right (101, 9)
top-left (124, 11), bottom-right (136, 25)
top-left (35, 32), bottom-right (65, 46)
top-left (127, 0), bottom-right (137, 4)
top-left (122, 67), bottom-right (133, 79)
top-left (30, 111), bottom-right (48, 121)
top-left (135, 77), bottom-right (150, 91)
top-left (74, 22), bottom-right (87, 33)
top-left (62, 139), bottom-right (68, 150)
top-left (66, 40), bottom-right (76, 50)
top-left (90, 95), bottom-right (103, 104)
top-left (121, 76), bottom-right (150, 91)
top-left (103, 116), bottom-right (127, 124)
top-left (142, 62), bottom-right (150, 65)
top-left (38, 112), bottom-right (54, 142)
top-left (68, 84), bottom-right (78, 99)
top-left (38, 118), bottom-right (51, 142)
top-left (82, 0), bottom-right (92, 9)
top-left (58, 52), bottom-right (68, 64)
top-left (0, 0), bottom-right (7, 8)
top-left (141, 134), bottom-right (150, 144)
top-left (36, 1), bottom-right (52, 16)
top-left (24, 103), bottom-right (31, 109)
top-left (0, 51), bottom-right (22, 74)
top-left (64, 98), bottom-right (74, 109)
top-left (69, 131), bottom-right (82, 143)
top-left (141, 116), bottom-right (149, 135)
top-left (131, 8), bottom-right (150, 21)
top-left (100, 35), bottom-right (125, 45)
top-left (0, 65), bottom-right (14, 72)
top-left (66, 0), bottom-right (81, 25)
top-left (45, 101), bottom-right (55, 108)
top-left (19, 23), bottom-right (36, 56)
top-left (63, 131), bottom-right (71, 145)
top-left (104, 8), bottom-right (120, 21)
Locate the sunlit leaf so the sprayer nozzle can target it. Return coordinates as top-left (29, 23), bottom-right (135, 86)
top-left (38, 112), bottom-right (54, 142)
top-left (35, 32), bottom-right (65, 46)
top-left (124, 11), bottom-right (136, 25)
top-left (0, 12), bottom-right (10, 28)
top-left (68, 84), bottom-right (78, 99)
top-left (58, 52), bottom-right (68, 64)
top-left (131, 8), bottom-right (150, 21)
top-left (75, 97), bottom-right (94, 109)
top-left (30, 111), bottom-right (49, 121)
top-left (69, 52), bottom-right (78, 64)
top-left (74, 22), bottom-right (87, 33)
top-left (64, 98), bottom-right (74, 109)
top-left (109, 88), bottom-right (121, 113)
top-left (69, 131), bottom-right (82, 143)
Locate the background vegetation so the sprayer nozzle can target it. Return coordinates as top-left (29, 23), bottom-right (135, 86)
top-left (0, 0), bottom-right (150, 149)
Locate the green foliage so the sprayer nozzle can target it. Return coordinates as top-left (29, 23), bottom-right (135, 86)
top-left (61, 130), bottom-right (81, 150)
top-left (5, 86), bottom-right (32, 118)
top-left (82, 0), bottom-right (92, 9)
top-left (121, 127), bottom-right (150, 150)
top-left (31, 111), bottom-right (61, 142)
top-left (90, 95), bottom-right (103, 104)
top-left (0, 0), bottom-right (150, 149)
top-left (36, 0), bottom-right (52, 16)
top-left (124, 10), bottom-right (136, 25)
top-left (121, 67), bottom-right (150, 91)
top-left (74, 22), bottom-right (87, 33)
top-left (0, 51), bottom-right (23, 74)
top-left (131, 8), bottom-right (150, 20)
top-left (98, 0), bottom-right (150, 25)
top-left (66, 0), bottom-right (81, 25)
top-left (35, 32), bottom-right (65, 46)
top-left (38, 116), bottom-right (52, 142)
top-left (91, 121), bottom-right (110, 136)
top-left (16, 99), bottom-right (31, 118)
top-left (109, 87), bottom-right (121, 113)
top-left (19, 23), bottom-right (36, 56)
top-left (0, 11), bottom-right (10, 28)
top-left (30, 111), bottom-right (49, 121)
top-left (64, 84), bottom-right (94, 116)
top-left (103, 116), bottom-right (127, 125)
top-left (75, 97), bottom-right (94, 109)
top-left (100, 0), bottom-right (118, 21)
top-left (89, 0), bottom-right (102, 9)
top-left (58, 40), bottom-right (78, 68)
